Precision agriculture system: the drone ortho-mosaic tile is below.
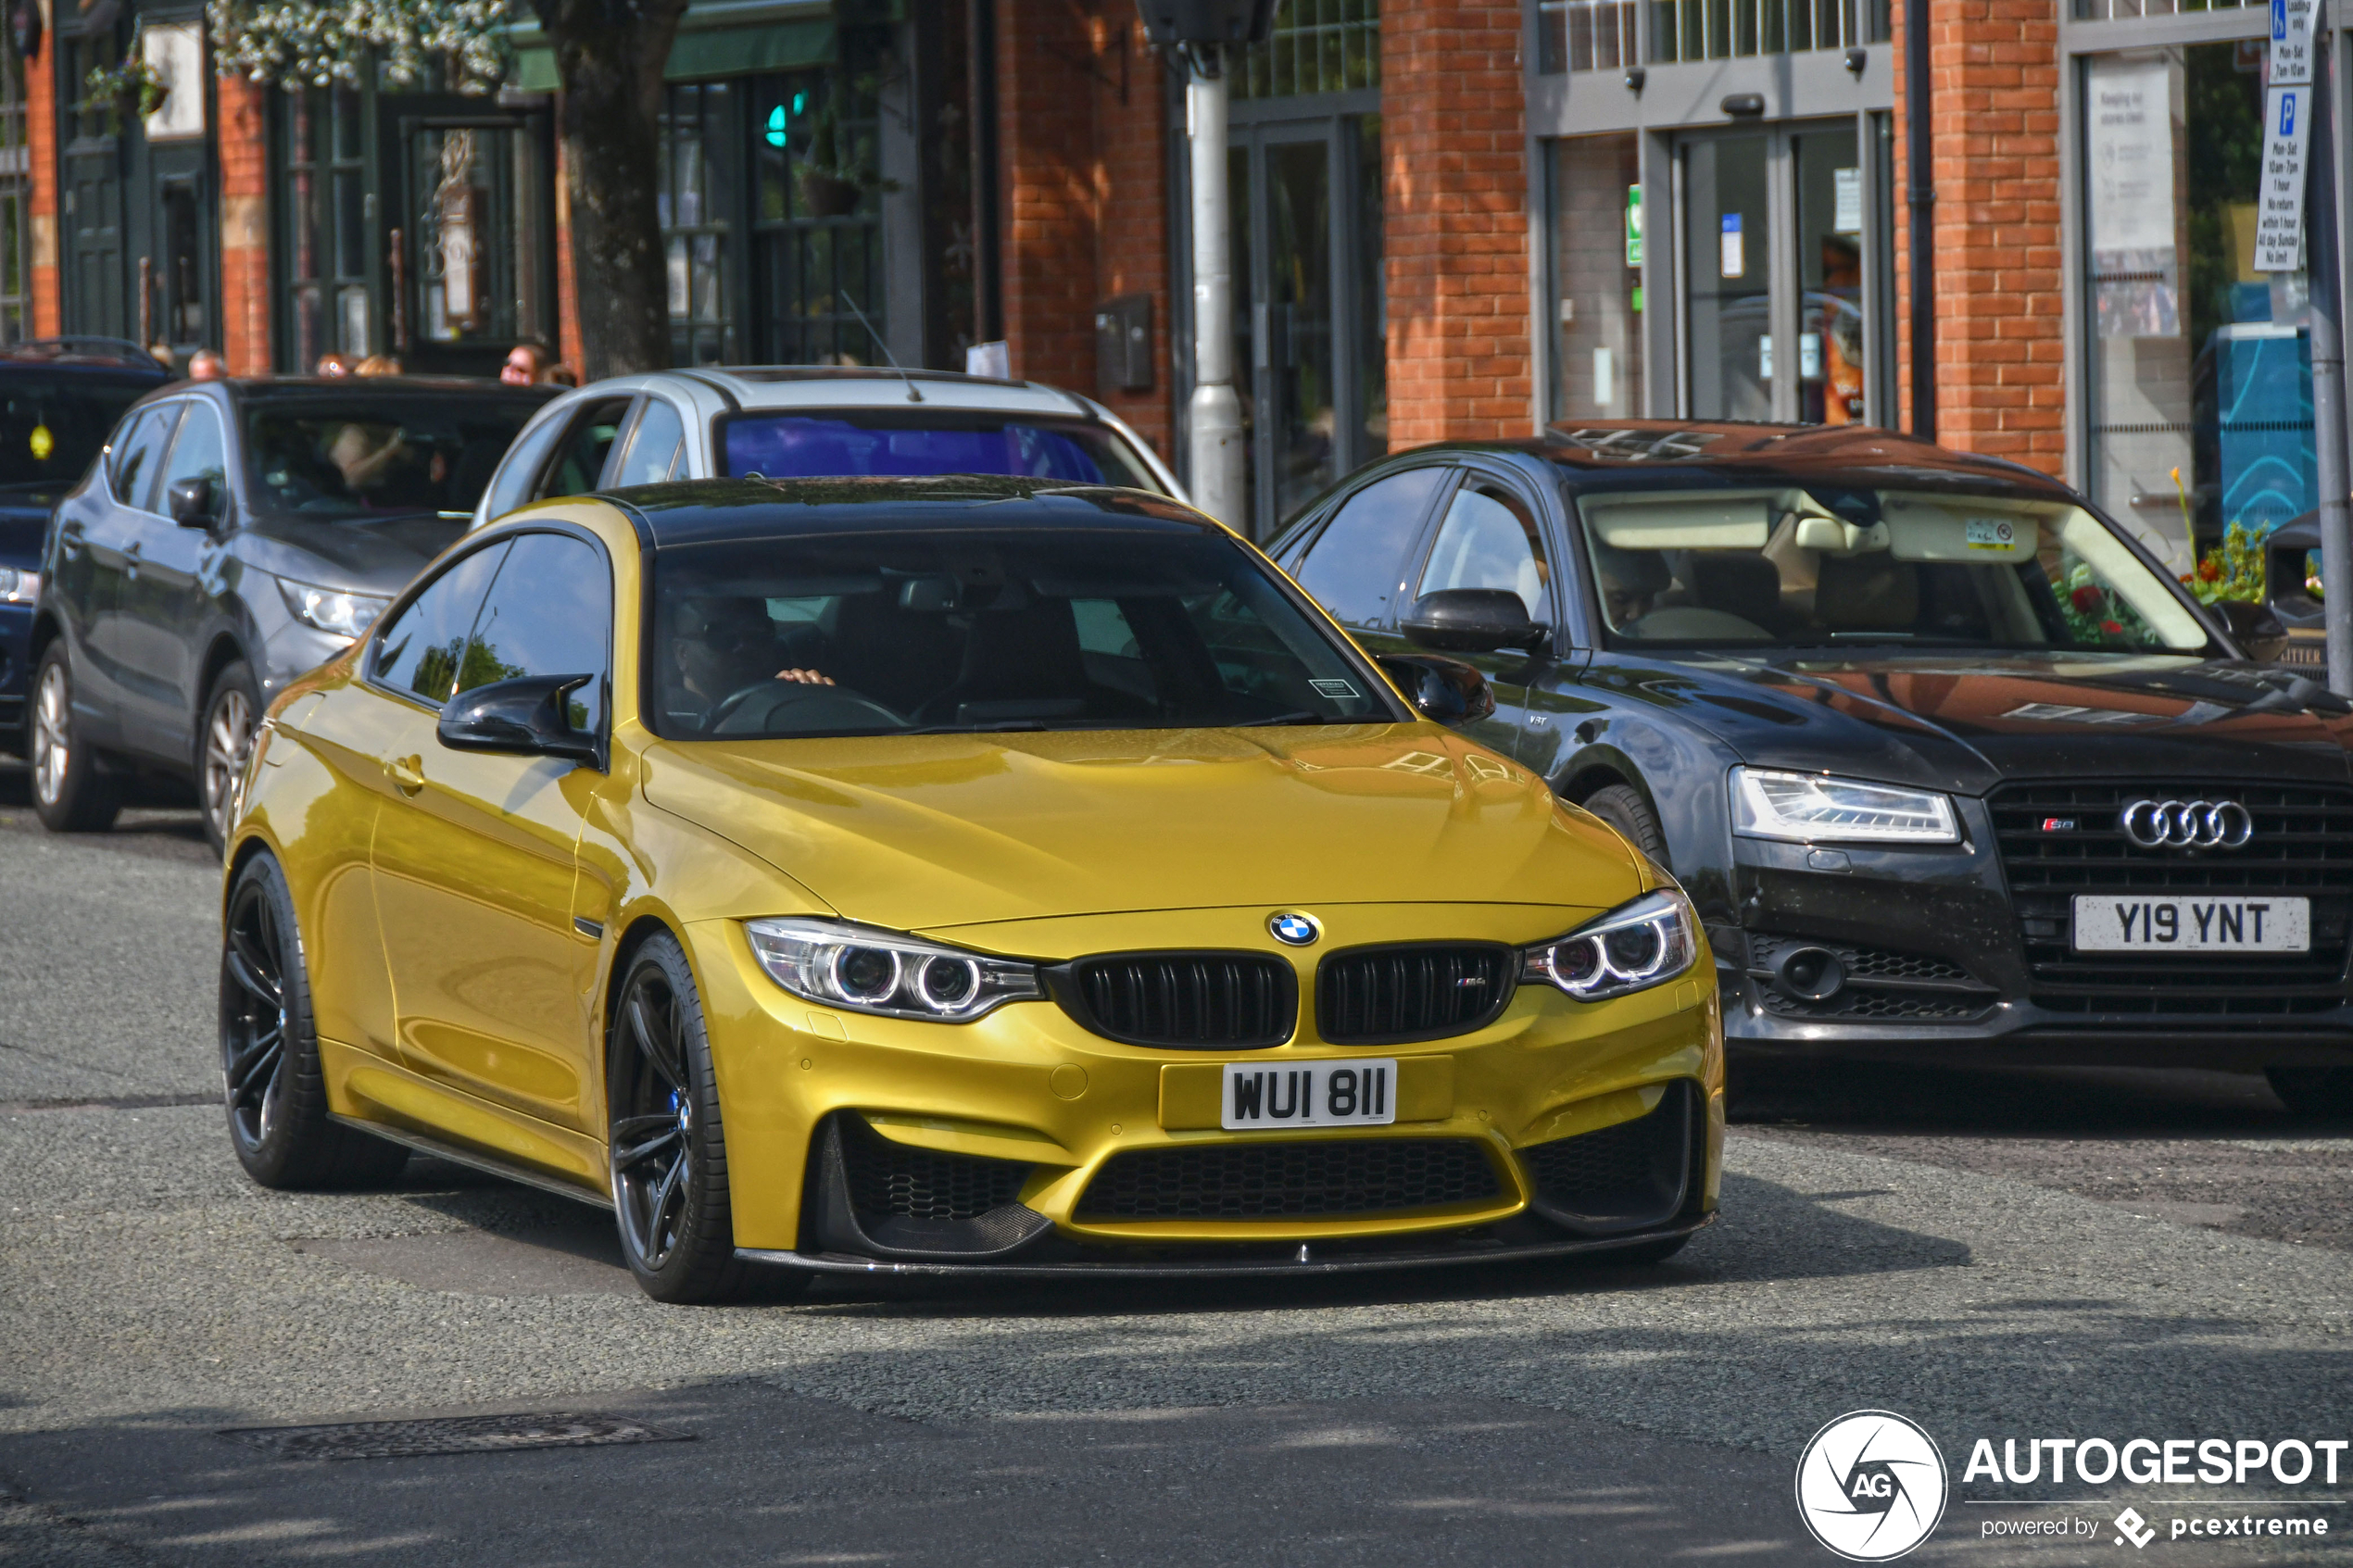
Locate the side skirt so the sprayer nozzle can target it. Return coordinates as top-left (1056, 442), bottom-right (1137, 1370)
top-left (328, 1112), bottom-right (614, 1210)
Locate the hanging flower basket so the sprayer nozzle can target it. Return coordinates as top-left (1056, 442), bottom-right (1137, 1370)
top-left (796, 167), bottom-right (862, 219)
top-left (84, 54), bottom-right (167, 135)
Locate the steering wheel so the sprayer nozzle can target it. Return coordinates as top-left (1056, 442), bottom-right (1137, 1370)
top-left (706, 679), bottom-right (907, 735)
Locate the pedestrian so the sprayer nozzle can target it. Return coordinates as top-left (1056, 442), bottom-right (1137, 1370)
top-left (354, 354), bottom-right (403, 377)
top-left (315, 352), bottom-right (354, 378)
top-left (544, 363), bottom-right (578, 387)
top-left (187, 348), bottom-right (227, 382)
top-left (499, 344), bottom-right (547, 386)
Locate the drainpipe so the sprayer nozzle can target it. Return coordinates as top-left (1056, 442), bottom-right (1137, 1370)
top-left (1905, 0), bottom-right (1935, 440)
top-left (967, 0), bottom-right (1000, 345)
top-left (2314, 34), bottom-right (2352, 695)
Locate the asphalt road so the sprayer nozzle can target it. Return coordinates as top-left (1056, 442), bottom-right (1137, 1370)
top-left (3, 760), bottom-right (2351, 1566)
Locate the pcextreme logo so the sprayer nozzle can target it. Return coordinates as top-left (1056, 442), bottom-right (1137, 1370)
top-left (1795, 1411), bottom-right (1952, 1562)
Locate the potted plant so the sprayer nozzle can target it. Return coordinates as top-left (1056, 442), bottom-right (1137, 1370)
top-left (794, 95), bottom-right (864, 218)
top-left (84, 48), bottom-right (167, 136)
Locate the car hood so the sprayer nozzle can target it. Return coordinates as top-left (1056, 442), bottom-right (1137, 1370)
top-left (1632, 651), bottom-right (2353, 791)
top-left (238, 510), bottom-right (467, 595)
top-left (640, 724), bottom-right (1647, 931)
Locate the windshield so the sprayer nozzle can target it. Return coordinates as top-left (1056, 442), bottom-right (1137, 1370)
top-left (1572, 483), bottom-right (2217, 656)
top-left (245, 395), bottom-right (541, 521)
top-left (651, 525), bottom-right (1397, 739)
top-left (0, 376), bottom-right (154, 490)
top-left (718, 411), bottom-right (1164, 493)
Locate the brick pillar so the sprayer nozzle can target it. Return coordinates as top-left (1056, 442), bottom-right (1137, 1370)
top-left (26, 29), bottom-right (57, 336)
top-left (1894, 0), bottom-right (2064, 473)
top-left (216, 73), bottom-right (272, 374)
top-left (1089, 19), bottom-right (1172, 459)
top-left (1382, 0), bottom-right (1532, 445)
top-left (555, 130), bottom-right (583, 378)
top-left (996, 1), bottom-right (1098, 391)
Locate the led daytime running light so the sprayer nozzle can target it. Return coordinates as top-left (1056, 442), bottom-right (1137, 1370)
top-left (745, 917), bottom-right (1043, 1023)
top-left (1520, 889), bottom-right (1698, 1002)
top-left (1730, 766), bottom-right (1959, 845)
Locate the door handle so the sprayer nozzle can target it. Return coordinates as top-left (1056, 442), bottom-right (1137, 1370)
top-left (386, 755), bottom-right (424, 796)
top-left (123, 538), bottom-right (141, 581)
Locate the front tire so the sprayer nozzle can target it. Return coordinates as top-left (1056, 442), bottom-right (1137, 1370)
top-left (199, 659), bottom-right (261, 857)
top-left (1579, 782), bottom-right (1669, 866)
top-left (30, 643), bottom-right (120, 833)
top-left (609, 934), bottom-right (793, 1304)
top-left (2267, 1065), bottom-right (2353, 1118)
top-left (220, 853), bottom-right (409, 1188)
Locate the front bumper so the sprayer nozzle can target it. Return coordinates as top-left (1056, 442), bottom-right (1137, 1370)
top-left (0, 600), bottom-right (29, 747)
top-left (681, 903), bottom-right (1723, 1262)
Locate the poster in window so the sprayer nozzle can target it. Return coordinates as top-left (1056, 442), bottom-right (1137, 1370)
top-left (2085, 56), bottom-right (2179, 338)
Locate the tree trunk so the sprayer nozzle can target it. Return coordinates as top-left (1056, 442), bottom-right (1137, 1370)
top-left (530, 0), bottom-right (688, 379)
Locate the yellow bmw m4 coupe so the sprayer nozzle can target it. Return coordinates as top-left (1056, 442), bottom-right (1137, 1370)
top-left (220, 476), bottom-right (1721, 1302)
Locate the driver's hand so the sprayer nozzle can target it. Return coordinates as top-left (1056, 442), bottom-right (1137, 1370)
top-left (774, 669), bottom-right (835, 685)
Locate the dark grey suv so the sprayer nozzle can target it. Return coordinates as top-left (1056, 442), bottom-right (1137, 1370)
top-left (29, 377), bottom-right (555, 849)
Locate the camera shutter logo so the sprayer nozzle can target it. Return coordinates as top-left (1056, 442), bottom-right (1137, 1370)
top-left (1794, 1411), bottom-right (1949, 1561)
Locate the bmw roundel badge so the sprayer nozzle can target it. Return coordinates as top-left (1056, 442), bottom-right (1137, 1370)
top-left (1269, 912), bottom-right (1321, 947)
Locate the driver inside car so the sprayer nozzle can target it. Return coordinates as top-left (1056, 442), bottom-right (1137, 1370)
top-left (669, 596), bottom-right (835, 726)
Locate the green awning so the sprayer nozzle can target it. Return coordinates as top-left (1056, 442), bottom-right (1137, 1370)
top-left (511, 11), bottom-right (836, 92)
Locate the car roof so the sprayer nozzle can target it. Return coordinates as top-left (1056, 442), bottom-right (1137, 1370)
top-left (212, 375), bottom-right (560, 402)
top-left (668, 365), bottom-right (1110, 420)
top-left (1396, 420), bottom-right (2078, 502)
top-left (0, 336), bottom-right (170, 380)
top-left (593, 474), bottom-right (1218, 549)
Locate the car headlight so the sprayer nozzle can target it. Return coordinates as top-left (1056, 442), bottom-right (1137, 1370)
top-left (1729, 766), bottom-right (1959, 845)
top-left (0, 566), bottom-right (38, 604)
top-left (1520, 888), bottom-right (1698, 1002)
top-left (745, 917), bottom-right (1044, 1022)
top-left (276, 578), bottom-right (391, 641)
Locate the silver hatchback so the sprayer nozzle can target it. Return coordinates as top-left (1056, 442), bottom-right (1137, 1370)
top-left (469, 366), bottom-right (1183, 529)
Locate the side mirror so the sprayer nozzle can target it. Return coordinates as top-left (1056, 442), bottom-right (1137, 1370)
top-left (437, 673), bottom-right (602, 766)
top-left (1401, 588), bottom-right (1548, 655)
top-left (2217, 599), bottom-right (2291, 664)
top-left (166, 476), bottom-right (217, 529)
top-left (1376, 653), bottom-right (1498, 726)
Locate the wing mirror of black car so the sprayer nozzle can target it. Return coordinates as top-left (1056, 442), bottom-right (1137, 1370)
top-left (2216, 598), bottom-right (2291, 663)
top-left (1375, 653), bottom-right (1499, 726)
top-left (436, 673), bottom-right (603, 767)
top-left (166, 476), bottom-right (218, 530)
top-left (1401, 588), bottom-right (1549, 655)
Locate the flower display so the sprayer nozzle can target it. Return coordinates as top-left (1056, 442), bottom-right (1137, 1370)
top-left (206, 0), bottom-right (510, 91)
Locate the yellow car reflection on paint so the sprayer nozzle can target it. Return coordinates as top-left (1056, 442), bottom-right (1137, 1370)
top-left (220, 477), bottom-right (1721, 1303)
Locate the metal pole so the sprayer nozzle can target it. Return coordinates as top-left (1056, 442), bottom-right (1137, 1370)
top-left (1186, 46), bottom-right (1247, 533)
top-left (1903, 0), bottom-right (1935, 440)
top-left (2321, 33), bottom-right (2353, 694)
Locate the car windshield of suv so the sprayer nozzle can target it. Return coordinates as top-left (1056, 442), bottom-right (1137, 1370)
top-left (245, 395), bottom-right (540, 521)
top-left (652, 525), bottom-right (1395, 739)
top-left (0, 375), bottom-right (155, 490)
top-left (1572, 484), bottom-right (2216, 655)
top-left (719, 412), bottom-right (1164, 493)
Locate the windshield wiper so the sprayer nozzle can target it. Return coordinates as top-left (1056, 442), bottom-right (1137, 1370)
top-left (1232, 711), bottom-right (1337, 727)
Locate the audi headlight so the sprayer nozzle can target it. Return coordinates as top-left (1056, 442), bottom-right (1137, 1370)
top-left (1521, 888), bottom-right (1698, 1002)
top-left (745, 917), bottom-right (1044, 1022)
top-left (277, 578), bottom-right (391, 641)
top-left (1730, 766), bottom-right (1958, 845)
top-left (0, 566), bottom-right (38, 604)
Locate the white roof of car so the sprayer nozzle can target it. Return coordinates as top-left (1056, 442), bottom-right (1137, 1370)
top-left (673, 366), bottom-right (1114, 418)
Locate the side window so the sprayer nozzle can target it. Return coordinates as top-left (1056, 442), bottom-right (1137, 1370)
top-left (109, 405), bottom-right (181, 511)
top-left (537, 397), bottom-right (635, 500)
top-left (157, 403), bottom-right (229, 525)
top-left (457, 533), bottom-right (612, 732)
top-left (607, 398), bottom-right (686, 489)
top-left (371, 543), bottom-right (510, 706)
top-left (479, 411), bottom-right (567, 521)
top-left (1292, 467), bottom-right (1447, 628)
top-left (1416, 483), bottom-right (1552, 621)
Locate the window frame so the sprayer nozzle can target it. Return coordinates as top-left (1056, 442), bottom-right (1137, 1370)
top-left (155, 398), bottom-right (232, 529)
top-left (1284, 458), bottom-right (1458, 632)
top-left (365, 521), bottom-right (617, 722)
top-left (109, 402), bottom-right (185, 515)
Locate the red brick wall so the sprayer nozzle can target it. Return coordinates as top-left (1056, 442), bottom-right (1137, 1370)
top-left (1382, 0), bottom-right (1532, 446)
top-left (1894, 0), bottom-right (2064, 473)
top-left (26, 29), bottom-right (57, 337)
top-left (216, 73), bottom-right (272, 375)
top-left (555, 132), bottom-right (583, 378)
top-left (994, 1), bottom-right (1173, 460)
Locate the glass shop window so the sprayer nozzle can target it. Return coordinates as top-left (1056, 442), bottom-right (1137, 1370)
top-left (1546, 133), bottom-right (1645, 421)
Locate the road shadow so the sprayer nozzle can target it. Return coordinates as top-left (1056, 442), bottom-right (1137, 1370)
top-left (1730, 1058), bottom-right (2350, 1136)
top-left (0, 757), bottom-right (211, 858)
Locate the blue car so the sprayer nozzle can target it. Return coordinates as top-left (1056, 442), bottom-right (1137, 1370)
top-left (0, 340), bottom-right (169, 754)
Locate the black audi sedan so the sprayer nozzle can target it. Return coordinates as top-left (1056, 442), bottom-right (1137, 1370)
top-left (28, 375), bottom-right (556, 850)
top-left (1267, 420), bottom-right (2353, 1115)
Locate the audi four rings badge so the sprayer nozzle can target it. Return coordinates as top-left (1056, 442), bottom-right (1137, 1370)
top-left (2118, 798), bottom-right (2254, 850)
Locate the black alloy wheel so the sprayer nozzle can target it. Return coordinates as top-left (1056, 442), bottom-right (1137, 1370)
top-left (609, 934), bottom-right (793, 1304)
top-left (199, 659), bottom-right (262, 857)
top-left (220, 854), bottom-right (409, 1188)
top-left (29, 643), bottom-right (120, 833)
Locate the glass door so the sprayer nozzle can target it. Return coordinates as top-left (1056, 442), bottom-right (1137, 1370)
top-left (384, 96), bottom-right (556, 378)
top-left (1678, 119), bottom-right (1884, 425)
